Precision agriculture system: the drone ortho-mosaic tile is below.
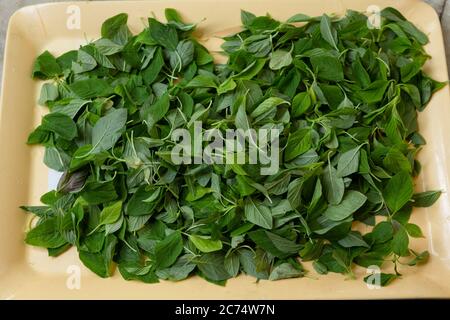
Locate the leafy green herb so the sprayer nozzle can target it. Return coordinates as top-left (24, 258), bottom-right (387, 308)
top-left (23, 7), bottom-right (446, 286)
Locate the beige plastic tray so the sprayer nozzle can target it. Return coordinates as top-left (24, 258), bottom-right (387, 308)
top-left (1, 0), bottom-right (449, 299)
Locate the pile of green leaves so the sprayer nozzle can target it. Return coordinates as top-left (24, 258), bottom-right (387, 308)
top-left (23, 7), bottom-right (446, 286)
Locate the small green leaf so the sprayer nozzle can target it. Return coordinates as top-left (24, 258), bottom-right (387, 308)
top-left (91, 108), bottom-right (127, 154)
top-left (32, 51), bottom-right (61, 79)
top-left (322, 164), bottom-right (345, 205)
top-left (41, 113), bottom-right (77, 140)
top-left (384, 171), bottom-right (413, 213)
top-left (310, 54), bottom-right (343, 81)
top-left (25, 218), bottom-right (66, 248)
top-left (291, 92), bottom-right (312, 117)
top-left (336, 146), bottom-right (361, 177)
top-left (154, 231), bottom-right (184, 269)
top-left (250, 97), bottom-right (288, 118)
top-left (189, 235), bottom-right (223, 253)
top-left (269, 262), bottom-right (304, 280)
top-left (319, 14), bottom-right (338, 50)
top-left (248, 230), bottom-right (301, 258)
top-left (142, 92), bottom-right (170, 131)
top-left (405, 223), bottom-right (424, 238)
top-left (269, 49), bottom-right (293, 70)
top-left (324, 190), bottom-right (367, 221)
top-left (412, 191), bottom-right (441, 207)
top-left (285, 128), bottom-right (312, 161)
top-left (148, 18), bottom-right (178, 51)
top-left (244, 198), bottom-right (273, 229)
top-left (338, 231), bottom-right (369, 248)
top-left (392, 225), bottom-right (410, 257)
top-left (99, 201), bottom-right (122, 226)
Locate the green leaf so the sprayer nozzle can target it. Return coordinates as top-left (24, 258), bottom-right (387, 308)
top-left (405, 223), bottom-right (424, 238)
top-left (235, 98), bottom-right (250, 131)
top-left (101, 13), bottom-right (131, 45)
top-left (169, 40), bottom-right (194, 70)
top-left (98, 201), bottom-right (122, 226)
top-left (322, 164), bottom-right (345, 205)
top-left (269, 262), bottom-right (304, 280)
top-left (324, 190), bottom-right (367, 221)
top-left (73, 50), bottom-right (97, 73)
top-left (52, 99), bottom-right (90, 119)
top-left (250, 97), bottom-right (288, 118)
top-left (357, 80), bottom-right (389, 103)
top-left (187, 74), bottom-right (218, 88)
top-left (384, 171), bottom-right (413, 213)
top-left (234, 59), bottom-right (266, 80)
top-left (39, 83), bottom-right (59, 105)
top-left (69, 78), bottom-right (113, 99)
top-left (217, 77), bottom-right (236, 95)
top-left (392, 225), bottom-right (410, 256)
top-left (91, 108), bottom-right (127, 154)
top-left (313, 261), bottom-right (328, 274)
top-left (338, 231), bottom-right (369, 248)
top-left (287, 13), bottom-right (311, 23)
top-left (154, 231), bottom-right (184, 268)
top-left (142, 48), bottom-right (164, 85)
top-left (246, 16), bottom-right (280, 33)
top-left (241, 10), bottom-right (256, 26)
top-left (79, 235), bottom-right (118, 278)
top-left (412, 191), bottom-right (441, 207)
top-left (25, 218), bottom-right (66, 248)
top-left (238, 248), bottom-right (269, 279)
top-left (93, 38), bottom-right (123, 55)
top-left (196, 253), bottom-right (231, 281)
top-left (269, 49), bottom-right (293, 70)
top-left (248, 230), bottom-right (302, 259)
top-left (310, 54), bottom-right (343, 81)
top-left (44, 147), bottom-right (70, 171)
top-left (156, 255), bottom-right (196, 281)
top-left (127, 186), bottom-right (161, 216)
top-left (148, 18), bottom-right (178, 51)
top-left (80, 181), bottom-right (118, 205)
top-left (41, 113), bottom-right (77, 140)
top-left (32, 51), bottom-right (61, 79)
top-left (336, 146), bottom-right (361, 177)
top-left (224, 252), bottom-right (240, 277)
top-left (407, 250), bottom-right (429, 266)
top-left (352, 57), bottom-right (371, 88)
top-left (287, 178), bottom-right (303, 209)
top-left (320, 14), bottom-right (338, 50)
top-left (244, 198), bottom-right (273, 229)
top-left (189, 235), bottom-right (223, 253)
top-left (371, 221), bottom-right (394, 244)
top-left (383, 148), bottom-right (411, 173)
top-left (285, 128), bottom-right (312, 161)
top-left (143, 92), bottom-right (170, 131)
top-left (292, 92), bottom-right (312, 117)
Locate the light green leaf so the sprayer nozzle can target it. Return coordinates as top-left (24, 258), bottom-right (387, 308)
top-left (324, 190), bottom-right (367, 221)
top-left (244, 198), bottom-right (273, 229)
top-left (189, 235), bottom-right (223, 253)
top-left (269, 49), bottom-right (293, 70)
